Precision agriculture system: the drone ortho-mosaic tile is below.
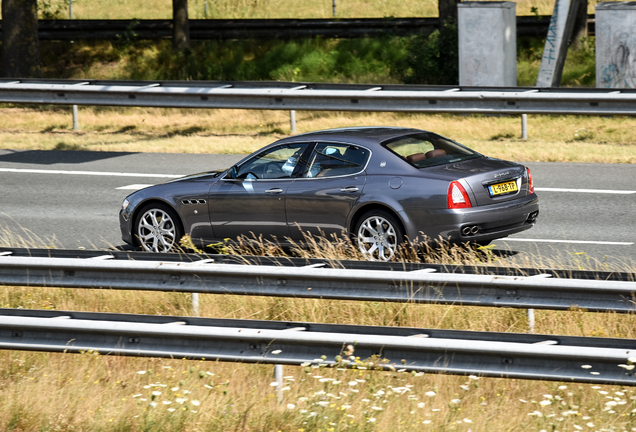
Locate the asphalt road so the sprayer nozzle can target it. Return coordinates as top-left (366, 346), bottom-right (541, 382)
top-left (0, 149), bottom-right (634, 265)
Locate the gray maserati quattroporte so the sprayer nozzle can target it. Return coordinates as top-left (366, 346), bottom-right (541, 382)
top-left (120, 127), bottom-right (539, 260)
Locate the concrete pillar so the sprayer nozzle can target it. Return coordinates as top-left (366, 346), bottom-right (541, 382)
top-left (458, 1), bottom-right (516, 87)
top-left (596, 2), bottom-right (636, 88)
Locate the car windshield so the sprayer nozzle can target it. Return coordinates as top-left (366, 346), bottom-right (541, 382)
top-left (383, 132), bottom-right (480, 168)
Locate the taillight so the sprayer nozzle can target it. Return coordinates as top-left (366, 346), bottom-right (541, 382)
top-left (526, 167), bottom-right (534, 194)
top-left (448, 181), bottom-right (472, 209)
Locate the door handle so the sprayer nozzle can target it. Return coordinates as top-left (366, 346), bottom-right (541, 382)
top-left (265, 188), bottom-right (284, 194)
top-left (340, 186), bottom-right (359, 192)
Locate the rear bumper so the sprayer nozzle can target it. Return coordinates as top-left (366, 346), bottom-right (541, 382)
top-left (407, 194), bottom-right (539, 244)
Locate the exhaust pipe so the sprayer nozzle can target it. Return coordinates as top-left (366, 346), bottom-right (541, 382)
top-left (461, 225), bottom-right (480, 236)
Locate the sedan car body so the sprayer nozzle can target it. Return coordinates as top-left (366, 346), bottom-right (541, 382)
top-left (120, 127), bottom-right (539, 260)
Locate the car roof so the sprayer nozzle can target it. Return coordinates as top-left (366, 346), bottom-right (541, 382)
top-left (275, 126), bottom-right (427, 147)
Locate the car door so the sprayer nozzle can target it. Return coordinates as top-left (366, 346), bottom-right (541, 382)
top-left (207, 143), bottom-right (311, 242)
top-left (285, 142), bottom-right (369, 241)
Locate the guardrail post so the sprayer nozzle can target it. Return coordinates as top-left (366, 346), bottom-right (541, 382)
top-left (521, 113), bottom-right (528, 139)
top-left (69, 0), bottom-right (73, 19)
top-left (191, 293), bottom-right (200, 316)
top-left (204, 1), bottom-right (209, 18)
top-left (332, 0), bottom-right (337, 16)
top-left (274, 364), bottom-right (284, 403)
top-left (527, 308), bottom-right (535, 333)
top-left (72, 105), bottom-right (79, 131)
top-left (290, 110), bottom-right (296, 134)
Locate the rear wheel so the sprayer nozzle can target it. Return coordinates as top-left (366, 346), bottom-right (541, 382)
top-left (135, 203), bottom-right (183, 252)
top-left (354, 210), bottom-right (404, 261)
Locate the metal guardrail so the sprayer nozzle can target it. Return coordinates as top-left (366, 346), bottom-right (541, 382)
top-left (0, 79), bottom-right (635, 115)
top-left (0, 308), bottom-right (634, 385)
top-left (0, 254), bottom-right (635, 313)
top-left (2, 246), bottom-right (633, 281)
top-left (0, 16), bottom-right (595, 41)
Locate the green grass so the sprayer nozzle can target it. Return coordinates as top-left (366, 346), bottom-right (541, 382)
top-left (39, 23), bottom-right (599, 87)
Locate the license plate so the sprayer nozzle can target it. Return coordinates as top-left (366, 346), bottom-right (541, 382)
top-left (488, 180), bottom-right (518, 196)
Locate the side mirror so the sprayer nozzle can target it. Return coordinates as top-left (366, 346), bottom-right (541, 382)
top-left (227, 165), bottom-right (238, 179)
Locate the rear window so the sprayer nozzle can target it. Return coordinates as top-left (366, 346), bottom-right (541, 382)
top-left (383, 132), bottom-right (480, 168)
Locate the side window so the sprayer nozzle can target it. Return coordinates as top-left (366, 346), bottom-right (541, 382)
top-left (304, 143), bottom-right (368, 178)
top-left (236, 143), bottom-right (309, 180)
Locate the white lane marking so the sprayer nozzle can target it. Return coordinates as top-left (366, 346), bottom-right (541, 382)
top-left (502, 238), bottom-right (634, 246)
top-left (535, 187), bottom-right (636, 194)
top-left (116, 184), bottom-right (154, 190)
top-left (0, 168), bottom-right (182, 178)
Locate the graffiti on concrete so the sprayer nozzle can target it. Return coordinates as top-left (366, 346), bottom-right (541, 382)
top-left (599, 32), bottom-right (636, 88)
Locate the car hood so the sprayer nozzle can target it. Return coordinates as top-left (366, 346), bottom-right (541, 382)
top-left (166, 170), bottom-right (226, 183)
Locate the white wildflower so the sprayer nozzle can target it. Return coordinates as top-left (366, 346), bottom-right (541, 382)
top-left (287, 404), bottom-right (295, 409)
top-left (425, 391), bottom-right (436, 397)
top-left (451, 399), bottom-right (461, 404)
top-left (539, 400), bottom-right (552, 407)
top-left (417, 402), bottom-right (425, 408)
top-left (191, 400), bottom-right (200, 406)
top-left (137, 370), bottom-right (147, 375)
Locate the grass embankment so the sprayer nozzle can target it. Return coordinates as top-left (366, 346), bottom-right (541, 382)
top-left (1, 230), bottom-right (636, 430)
top-left (1, 106), bottom-right (634, 163)
top-left (1, 279), bottom-right (636, 431)
top-left (34, 0), bottom-right (593, 20)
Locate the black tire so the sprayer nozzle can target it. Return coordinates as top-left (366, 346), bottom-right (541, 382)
top-left (354, 209), bottom-right (404, 261)
top-left (134, 203), bottom-right (183, 253)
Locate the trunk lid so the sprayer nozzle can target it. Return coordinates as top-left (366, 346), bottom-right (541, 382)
top-left (422, 157), bottom-right (528, 206)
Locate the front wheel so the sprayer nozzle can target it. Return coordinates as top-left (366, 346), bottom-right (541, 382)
top-left (135, 203), bottom-right (183, 252)
top-left (354, 210), bottom-right (404, 261)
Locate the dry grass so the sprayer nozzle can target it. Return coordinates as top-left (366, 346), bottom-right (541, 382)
top-left (1, 277), bottom-right (636, 431)
top-left (1, 233), bottom-right (636, 430)
top-left (1, 106), bottom-right (635, 163)
top-left (28, 0), bottom-right (592, 20)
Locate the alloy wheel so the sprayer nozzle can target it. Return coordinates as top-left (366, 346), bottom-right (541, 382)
top-left (356, 215), bottom-right (398, 261)
top-left (137, 208), bottom-right (178, 252)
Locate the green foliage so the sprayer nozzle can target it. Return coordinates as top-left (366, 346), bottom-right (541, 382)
top-left (38, 0), bottom-right (66, 19)
top-left (399, 23), bottom-right (459, 85)
top-left (121, 37), bottom-right (410, 83)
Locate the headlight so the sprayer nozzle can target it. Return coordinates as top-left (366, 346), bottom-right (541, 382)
top-left (122, 198), bottom-right (130, 211)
